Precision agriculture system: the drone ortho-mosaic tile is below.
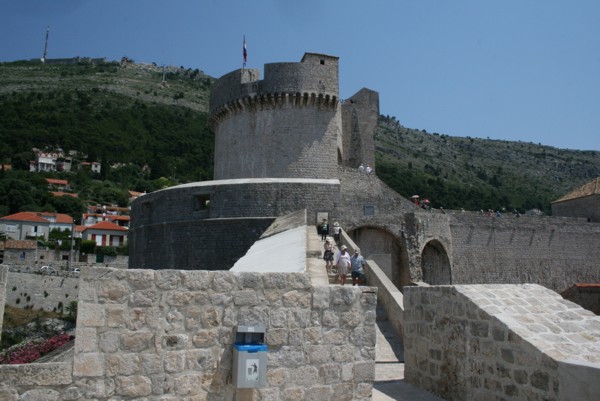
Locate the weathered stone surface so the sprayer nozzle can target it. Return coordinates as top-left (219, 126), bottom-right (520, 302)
top-left (74, 353), bottom-right (104, 377)
top-left (1, 269), bottom-right (377, 400)
top-left (115, 375), bottom-right (152, 397)
top-left (106, 353), bottom-right (140, 376)
top-left (404, 284), bottom-right (600, 401)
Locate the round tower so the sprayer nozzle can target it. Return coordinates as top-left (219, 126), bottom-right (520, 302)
top-left (208, 53), bottom-right (341, 180)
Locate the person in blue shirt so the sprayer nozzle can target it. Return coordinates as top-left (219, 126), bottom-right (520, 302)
top-left (350, 249), bottom-right (366, 286)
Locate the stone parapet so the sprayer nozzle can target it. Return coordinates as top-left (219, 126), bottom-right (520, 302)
top-left (404, 284), bottom-right (600, 401)
top-left (0, 268), bottom-right (378, 400)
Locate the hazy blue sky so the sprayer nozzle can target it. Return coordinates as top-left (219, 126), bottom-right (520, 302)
top-left (2, 0), bottom-right (599, 150)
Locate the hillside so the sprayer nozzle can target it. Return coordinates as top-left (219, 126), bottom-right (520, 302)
top-left (0, 59), bottom-right (214, 183)
top-left (375, 117), bottom-right (600, 213)
top-left (1, 59), bottom-right (599, 215)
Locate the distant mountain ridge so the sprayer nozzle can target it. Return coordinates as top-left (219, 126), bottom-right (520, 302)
top-left (1, 59), bottom-right (599, 214)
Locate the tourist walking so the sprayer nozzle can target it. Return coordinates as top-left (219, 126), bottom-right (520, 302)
top-left (335, 245), bottom-right (351, 286)
top-left (333, 221), bottom-right (342, 244)
top-left (351, 249), bottom-right (366, 286)
top-left (320, 219), bottom-right (329, 241)
top-left (323, 238), bottom-right (335, 275)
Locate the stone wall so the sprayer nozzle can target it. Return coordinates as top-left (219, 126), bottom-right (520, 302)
top-left (552, 194), bottom-right (600, 222)
top-left (0, 265), bottom-right (6, 343)
top-left (341, 88), bottom-right (379, 169)
top-left (444, 214), bottom-right (600, 292)
top-left (212, 103), bottom-right (340, 180)
top-left (0, 268), bottom-right (378, 400)
top-left (403, 284), bottom-right (600, 401)
top-left (129, 180), bottom-right (343, 270)
top-left (4, 271), bottom-right (79, 311)
top-left (209, 53), bottom-right (340, 181)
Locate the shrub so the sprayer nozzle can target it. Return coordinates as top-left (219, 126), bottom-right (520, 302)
top-left (0, 333), bottom-right (74, 364)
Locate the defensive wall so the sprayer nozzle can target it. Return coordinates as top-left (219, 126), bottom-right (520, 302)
top-left (3, 270), bottom-right (79, 312)
top-left (129, 179), bottom-right (341, 270)
top-left (0, 266), bottom-right (379, 401)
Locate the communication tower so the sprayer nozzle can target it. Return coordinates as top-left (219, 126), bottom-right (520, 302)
top-left (41, 26), bottom-right (49, 63)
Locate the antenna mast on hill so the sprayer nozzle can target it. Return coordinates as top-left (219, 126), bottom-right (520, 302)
top-left (41, 26), bottom-right (50, 63)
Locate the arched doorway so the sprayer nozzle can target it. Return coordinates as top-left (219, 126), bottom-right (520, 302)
top-left (348, 226), bottom-right (410, 290)
top-left (421, 240), bottom-right (452, 285)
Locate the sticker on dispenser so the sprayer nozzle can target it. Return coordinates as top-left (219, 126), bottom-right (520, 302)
top-left (246, 358), bottom-right (260, 381)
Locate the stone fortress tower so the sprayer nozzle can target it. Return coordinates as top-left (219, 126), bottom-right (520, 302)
top-left (129, 53), bottom-right (387, 270)
top-left (209, 53), bottom-right (342, 180)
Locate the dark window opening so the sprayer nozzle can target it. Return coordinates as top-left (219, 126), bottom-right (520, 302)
top-left (320, 59), bottom-right (325, 65)
top-left (141, 201), bottom-right (151, 218)
top-left (195, 194), bottom-right (211, 211)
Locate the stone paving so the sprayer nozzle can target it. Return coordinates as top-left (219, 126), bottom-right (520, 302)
top-left (373, 319), bottom-right (446, 401)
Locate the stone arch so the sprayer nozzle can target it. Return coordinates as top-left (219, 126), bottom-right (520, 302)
top-left (348, 226), bottom-right (410, 290)
top-left (421, 240), bottom-right (452, 285)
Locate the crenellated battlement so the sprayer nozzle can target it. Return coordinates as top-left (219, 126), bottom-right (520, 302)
top-left (209, 91), bottom-right (338, 130)
top-left (208, 53), bottom-right (339, 129)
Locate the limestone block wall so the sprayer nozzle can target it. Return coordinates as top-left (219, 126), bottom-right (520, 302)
top-left (404, 284), bottom-right (600, 401)
top-left (446, 215), bottom-right (600, 292)
top-left (0, 268), bottom-right (378, 400)
top-left (129, 180), bottom-right (342, 269)
top-left (5, 271), bottom-right (79, 311)
top-left (209, 53), bottom-right (340, 181)
top-left (212, 104), bottom-right (341, 180)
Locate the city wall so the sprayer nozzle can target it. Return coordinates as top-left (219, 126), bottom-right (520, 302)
top-left (433, 213), bottom-right (600, 292)
top-left (403, 284), bottom-right (600, 401)
top-left (129, 180), bottom-right (343, 270)
top-left (4, 270), bottom-right (79, 312)
top-left (0, 268), bottom-right (378, 400)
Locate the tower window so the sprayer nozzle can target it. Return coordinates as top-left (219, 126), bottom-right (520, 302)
top-left (320, 59), bottom-right (325, 65)
top-left (194, 194), bottom-right (211, 211)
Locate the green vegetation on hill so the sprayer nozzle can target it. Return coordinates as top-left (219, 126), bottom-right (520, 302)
top-left (0, 60), bottom-right (214, 218)
top-left (1, 59), bottom-right (599, 218)
top-left (375, 117), bottom-right (600, 213)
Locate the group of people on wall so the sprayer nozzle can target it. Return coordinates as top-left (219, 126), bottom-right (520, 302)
top-left (320, 219), bottom-right (365, 286)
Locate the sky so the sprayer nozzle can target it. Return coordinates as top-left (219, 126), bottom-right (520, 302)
top-left (2, 0), bottom-right (599, 151)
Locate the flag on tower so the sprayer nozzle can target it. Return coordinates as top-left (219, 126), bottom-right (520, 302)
top-left (243, 35), bottom-right (247, 67)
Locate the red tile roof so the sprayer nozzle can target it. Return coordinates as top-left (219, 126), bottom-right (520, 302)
top-left (1, 212), bottom-right (49, 223)
top-left (52, 191), bottom-right (78, 198)
top-left (46, 178), bottom-right (69, 185)
top-left (0, 211), bottom-right (73, 224)
top-left (84, 221), bottom-right (128, 231)
top-left (107, 215), bottom-right (131, 221)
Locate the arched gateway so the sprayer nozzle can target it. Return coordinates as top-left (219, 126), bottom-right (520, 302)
top-left (421, 239), bottom-right (452, 285)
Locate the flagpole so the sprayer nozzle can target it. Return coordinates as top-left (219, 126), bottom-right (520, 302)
top-left (243, 35), bottom-right (247, 69)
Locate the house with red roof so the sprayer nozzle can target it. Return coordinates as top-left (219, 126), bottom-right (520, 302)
top-left (0, 212), bottom-right (74, 241)
top-left (45, 178), bottom-right (70, 191)
top-left (81, 221), bottom-right (127, 247)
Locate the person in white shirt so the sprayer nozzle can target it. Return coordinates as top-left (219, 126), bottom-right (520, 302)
top-left (335, 245), bottom-right (351, 286)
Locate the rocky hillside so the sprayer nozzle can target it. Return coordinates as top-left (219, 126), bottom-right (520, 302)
top-left (375, 117), bottom-right (600, 213)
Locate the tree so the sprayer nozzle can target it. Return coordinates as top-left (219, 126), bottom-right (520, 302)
top-left (50, 196), bottom-right (85, 223)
